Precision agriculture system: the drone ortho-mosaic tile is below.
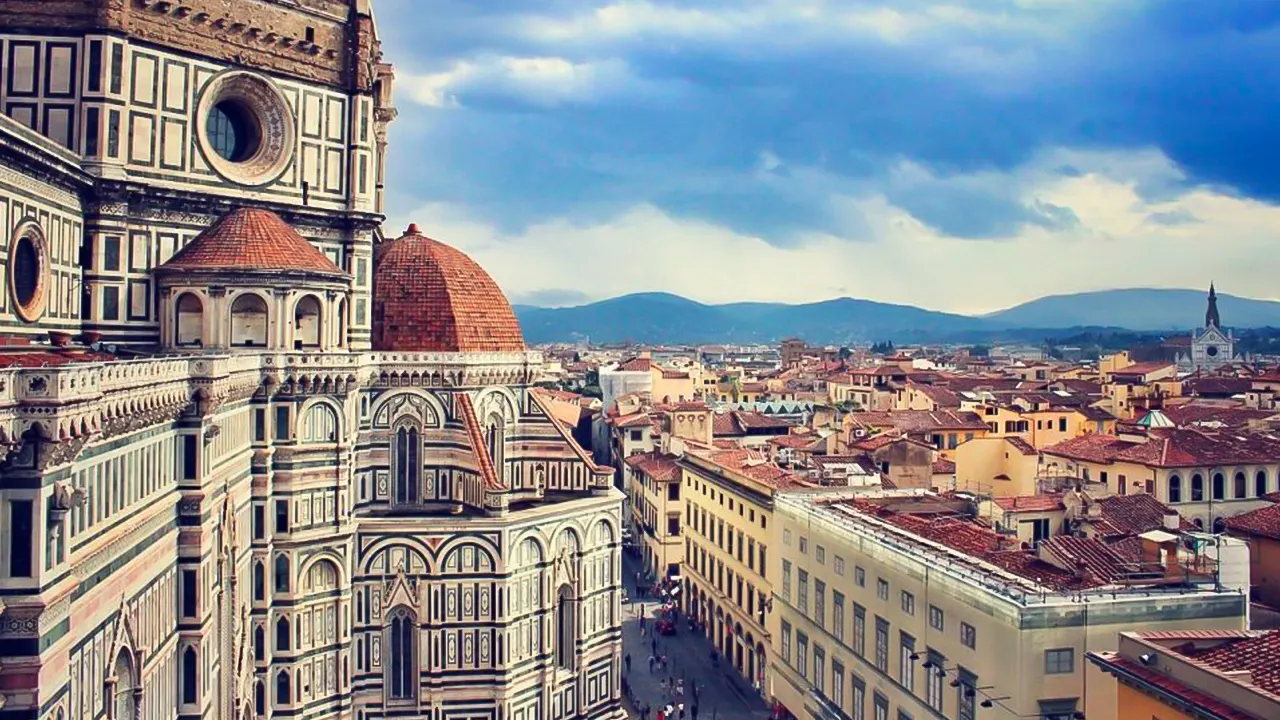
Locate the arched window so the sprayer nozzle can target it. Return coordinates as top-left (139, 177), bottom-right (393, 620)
top-left (302, 403), bottom-right (339, 443)
top-left (274, 554), bottom-right (290, 594)
top-left (1191, 474), bottom-right (1205, 502)
top-left (1212, 473), bottom-right (1226, 501)
top-left (293, 295), bottom-right (322, 349)
top-left (486, 414), bottom-right (505, 472)
top-left (182, 646), bottom-right (198, 704)
top-left (1234, 472), bottom-right (1247, 499)
top-left (556, 585), bottom-right (576, 670)
top-left (175, 293), bottom-right (204, 347)
top-left (230, 294), bottom-right (269, 347)
top-left (336, 298), bottom-right (348, 348)
top-left (254, 625), bottom-right (265, 662)
top-left (276, 670), bottom-right (291, 705)
top-left (276, 616), bottom-right (291, 651)
top-left (113, 651), bottom-right (136, 720)
top-left (255, 681), bottom-right (266, 716)
top-left (393, 425), bottom-right (420, 505)
top-left (386, 607), bottom-right (417, 700)
top-left (1258, 470), bottom-right (1270, 498)
top-left (253, 561), bottom-right (265, 601)
top-left (1167, 475), bottom-right (1182, 504)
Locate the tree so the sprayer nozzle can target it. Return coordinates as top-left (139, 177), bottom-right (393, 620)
top-left (838, 346), bottom-right (853, 360)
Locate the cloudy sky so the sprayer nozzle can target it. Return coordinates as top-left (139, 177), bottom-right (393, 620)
top-left (373, 1), bottom-right (1280, 314)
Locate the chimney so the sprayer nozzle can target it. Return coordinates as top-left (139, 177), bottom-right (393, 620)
top-left (1074, 559), bottom-right (1093, 585)
top-left (1163, 511), bottom-right (1179, 531)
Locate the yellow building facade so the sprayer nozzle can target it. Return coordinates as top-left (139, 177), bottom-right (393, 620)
top-left (626, 453), bottom-right (686, 579)
top-left (680, 447), bottom-right (801, 694)
top-left (768, 492), bottom-right (1246, 720)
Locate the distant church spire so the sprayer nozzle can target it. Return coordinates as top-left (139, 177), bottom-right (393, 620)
top-left (1205, 282), bottom-right (1220, 329)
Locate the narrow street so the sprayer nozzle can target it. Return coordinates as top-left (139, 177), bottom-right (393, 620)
top-left (620, 551), bottom-right (773, 720)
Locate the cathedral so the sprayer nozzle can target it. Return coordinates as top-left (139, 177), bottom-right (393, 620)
top-left (1176, 284), bottom-right (1238, 372)
top-left (0, 2), bottom-right (624, 720)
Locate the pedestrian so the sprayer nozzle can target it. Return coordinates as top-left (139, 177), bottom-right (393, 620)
top-left (662, 655), bottom-right (669, 671)
top-left (678, 702), bottom-right (686, 720)
top-left (648, 654), bottom-right (656, 673)
top-left (625, 653), bottom-right (631, 674)
top-left (651, 636), bottom-right (657, 655)
top-left (691, 705), bottom-right (698, 720)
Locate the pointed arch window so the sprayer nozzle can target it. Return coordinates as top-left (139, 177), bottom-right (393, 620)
top-left (1234, 472), bottom-right (1247, 499)
top-left (182, 646), bottom-right (198, 704)
top-left (1258, 470), bottom-right (1270, 498)
top-left (1191, 474), bottom-right (1205, 502)
top-left (556, 585), bottom-right (576, 671)
top-left (277, 616), bottom-right (291, 651)
top-left (254, 625), bottom-right (265, 662)
top-left (255, 681), bottom-right (266, 716)
top-left (274, 554), bottom-right (290, 594)
top-left (276, 670), bottom-right (291, 705)
top-left (1212, 473), bottom-right (1226, 501)
top-left (393, 424), bottom-right (421, 505)
top-left (113, 651), bottom-right (137, 720)
top-left (486, 414), bottom-right (505, 471)
top-left (253, 561), bottom-right (265, 601)
top-left (386, 607), bottom-right (417, 700)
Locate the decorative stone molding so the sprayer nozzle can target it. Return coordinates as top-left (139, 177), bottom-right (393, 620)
top-left (194, 71), bottom-right (297, 187)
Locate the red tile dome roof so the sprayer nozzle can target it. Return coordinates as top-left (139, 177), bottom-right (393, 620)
top-left (159, 208), bottom-right (346, 276)
top-left (372, 224), bottom-right (525, 353)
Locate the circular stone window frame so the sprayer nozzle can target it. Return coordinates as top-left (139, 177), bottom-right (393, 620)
top-left (8, 220), bottom-right (49, 324)
top-left (195, 70), bottom-right (297, 188)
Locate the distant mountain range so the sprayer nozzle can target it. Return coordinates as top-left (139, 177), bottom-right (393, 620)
top-left (513, 288), bottom-right (1280, 345)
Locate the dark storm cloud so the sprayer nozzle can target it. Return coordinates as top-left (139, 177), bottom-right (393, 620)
top-left (376, 0), bottom-right (1280, 243)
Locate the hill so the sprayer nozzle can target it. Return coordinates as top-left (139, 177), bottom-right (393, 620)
top-left (515, 293), bottom-right (989, 345)
top-left (512, 287), bottom-right (1280, 345)
top-left (986, 288), bottom-right (1280, 330)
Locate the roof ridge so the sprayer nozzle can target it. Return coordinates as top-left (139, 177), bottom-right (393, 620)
top-left (456, 393), bottom-right (506, 491)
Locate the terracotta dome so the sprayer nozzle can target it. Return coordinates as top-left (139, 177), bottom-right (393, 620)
top-left (372, 224), bottom-right (525, 352)
top-left (158, 207), bottom-right (346, 277)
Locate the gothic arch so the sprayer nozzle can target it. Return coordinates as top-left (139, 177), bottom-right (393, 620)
top-left (474, 387), bottom-right (519, 424)
top-left (370, 389), bottom-right (445, 429)
top-left (439, 543), bottom-right (496, 574)
top-left (590, 518), bottom-right (618, 548)
top-left (359, 539), bottom-right (433, 575)
top-left (298, 398), bottom-right (343, 444)
top-left (302, 557), bottom-right (342, 591)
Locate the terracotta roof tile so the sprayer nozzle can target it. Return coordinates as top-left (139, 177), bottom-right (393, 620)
top-left (624, 452), bottom-right (682, 483)
top-left (456, 393), bottom-right (505, 491)
top-left (1091, 653), bottom-right (1264, 720)
top-left (0, 349), bottom-right (120, 367)
top-left (1225, 503), bottom-right (1280, 541)
top-left (1186, 631), bottom-right (1280, 697)
top-left (1005, 436), bottom-right (1037, 455)
top-left (1089, 494), bottom-right (1189, 538)
top-left (159, 208), bottom-right (345, 276)
top-left (372, 225), bottom-right (525, 353)
top-left (993, 494), bottom-right (1064, 512)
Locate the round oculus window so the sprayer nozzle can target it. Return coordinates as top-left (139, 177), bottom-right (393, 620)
top-left (8, 223), bottom-right (48, 323)
top-left (206, 100), bottom-right (262, 163)
top-left (196, 71), bottom-right (296, 187)
top-left (1206, 345), bottom-right (1219, 357)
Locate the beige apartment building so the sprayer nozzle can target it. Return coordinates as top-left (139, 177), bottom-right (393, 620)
top-left (768, 491), bottom-right (1246, 720)
top-left (626, 452), bottom-right (686, 578)
top-left (680, 445), bottom-right (812, 694)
